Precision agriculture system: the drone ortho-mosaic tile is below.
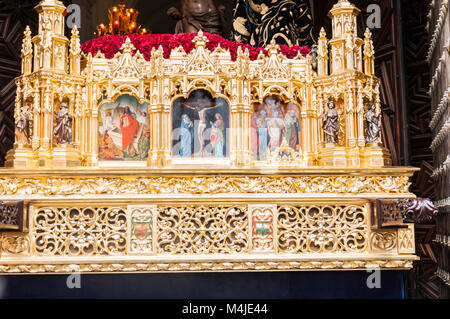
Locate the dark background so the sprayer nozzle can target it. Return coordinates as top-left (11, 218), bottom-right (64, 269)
top-left (71, 0), bottom-right (236, 42)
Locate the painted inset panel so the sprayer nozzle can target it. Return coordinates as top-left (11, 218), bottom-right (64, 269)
top-left (99, 95), bottom-right (149, 161)
top-left (251, 96), bottom-right (301, 160)
top-left (172, 90), bottom-right (229, 158)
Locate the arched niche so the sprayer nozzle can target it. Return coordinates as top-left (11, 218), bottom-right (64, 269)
top-left (171, 89), bottom-right (229, 159)
top-left (98, 94), bottom-right (150, 161)
top-left (251, 95), bottom-right (302, 161)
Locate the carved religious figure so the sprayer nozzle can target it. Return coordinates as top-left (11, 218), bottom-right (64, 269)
top-left (15, 109), bottom-right (30, 145)
top-left (365, 103), bottom-right (381, 144)
top-left (322, 101), bottom-right (339, 144)
top-left (179, 114), bottom-right (194, 157)
top-left (167, 0), bottom-right (226, 36)
top-left (54, 103), bottom-right (73, 145)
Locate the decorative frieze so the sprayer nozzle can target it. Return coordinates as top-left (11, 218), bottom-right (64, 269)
top-left (0, 174), bottom-right (412, 197)
top-left (0, 259), bottom-right (416, 274)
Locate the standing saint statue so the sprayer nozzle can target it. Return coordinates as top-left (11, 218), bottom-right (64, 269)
top-left (365, 103), bottom-right (381, 144)
top-left (15, 108), bottom-right (30, 145)
top-left (167, 0), bottom-right (226, 36)
top-left (322, 101), bottom-right (339, 144)
top-left (54, 103), bottom-right (73, 145)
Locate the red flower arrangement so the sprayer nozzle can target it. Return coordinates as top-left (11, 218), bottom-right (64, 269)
top-left (81, 32), bottom-right (310, 61)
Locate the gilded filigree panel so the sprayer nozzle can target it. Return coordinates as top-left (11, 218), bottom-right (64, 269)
top-left (277, 205), bottom-right (368, 253)
top-left (32, 207), bottom-right (127, 256)
top-left (156, 205), bottom-right (249, 254)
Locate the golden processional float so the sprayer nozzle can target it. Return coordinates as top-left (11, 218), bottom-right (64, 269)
top-left (0, 0), bottom-right (419, 274)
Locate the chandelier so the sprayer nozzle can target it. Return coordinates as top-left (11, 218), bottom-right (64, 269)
top-left (96, 1), bottom-right (149, 36)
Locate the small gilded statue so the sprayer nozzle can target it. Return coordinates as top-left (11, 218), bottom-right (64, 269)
top-left (54, 102), bottom-right (73, 145)
top-left (167, 0), bottom-right (226, 36)
top-left (15, 108), bottom-right (30, 145)
top-left (322, 101), bottom-right (339, 144)
top-left (366, 103), bottom-right (381, 144)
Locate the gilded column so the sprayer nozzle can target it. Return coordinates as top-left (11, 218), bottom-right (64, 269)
top-left (73, 85), bottom-right (82, 148)
top-left (345, 81), bottom-right (360, 166)
top-left (229, 78), bottom-right (239, 166)
top-left (84, 81), bottom-right (98, 167)
top-left (232, 48), bottom-right (252, 167)
top-left (304, 81), bottom-right (315, 165)
top-left (37, 80), bottom-right (53, 167)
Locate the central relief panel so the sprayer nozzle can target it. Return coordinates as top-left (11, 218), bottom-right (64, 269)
top-left (172, 90), bottom-right (229, 159)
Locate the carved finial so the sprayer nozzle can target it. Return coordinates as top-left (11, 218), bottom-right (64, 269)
top-left (364, 28), bottom-right (374, 57)
top-left (364, 28), bottom-right (372, 40)
top-left (70, 25), bottom-right (81, 56)
top-left (193, 30), bottom-right (209, 48)
top-left (21, 26), bottom-right (33, 74)
top-left (24, 26), bottom-right (31, 38)
top-left (71, 25), bottom-right (79, 37)
top-left (120, 37), bottom-right (136, 54)
top-left (22, 26), bottom-right (32, 54)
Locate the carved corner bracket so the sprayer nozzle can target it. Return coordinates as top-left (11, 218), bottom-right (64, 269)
top-left (374, 198), bottom-right (438, 229)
